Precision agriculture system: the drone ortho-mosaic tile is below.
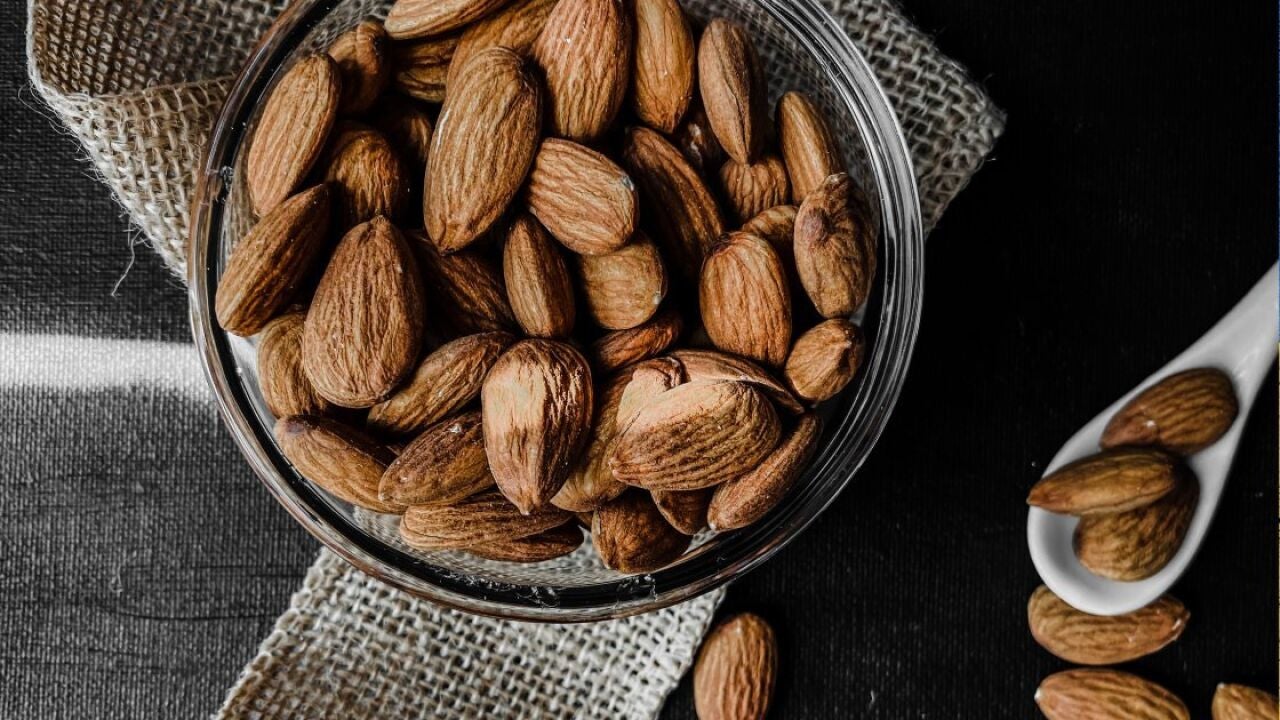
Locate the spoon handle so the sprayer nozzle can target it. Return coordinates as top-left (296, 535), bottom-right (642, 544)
top-left (1211, 263), bottom-right (1278, 399)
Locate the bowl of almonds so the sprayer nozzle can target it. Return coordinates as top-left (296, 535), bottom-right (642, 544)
top-left (188, 0), bottom-right (923, 620)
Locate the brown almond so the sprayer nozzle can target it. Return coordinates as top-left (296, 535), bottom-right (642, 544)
top-left (591, 306), bottom-right (683, 373)
top-left (553, 370), bottom-right (631, 511)
top-left (379, 411), bottom-right (493, 506)
top-left (390, 33), bottom-right (458, 103)
top-left (631, 0), bottom-right (695, 133)
top-left (526, 138), bottom-right (638, 256)
top-left (616, 356), bottom-right (687, 429)
top-left (424, 47), bottom-right (541, 253)
top-left (652, 489), bottom-right (711, 535)
top-left (482, 339), bottom-right (594, 513)
top-left (697, 18), bottom-right (766, 165)
top-left (577, 231), bottom-right (668, 330)
top-left (302, 217), bottom-right (425, 407)
top-left (369, 95), bottom-right (434, 169)
top-left (674, 102), bottom-right (724, 173)
top-left (532, 0), bottom-right (632, 142)
top-left (694, 613), bottom-right (778, 720)
top-left (708, 412), bottom-right (821, 531)
top-left (257, 311), bottom-right (331, 418)
top-left (718, 155), bottom-right (791, 225)
top-left (323, 125), bottom-right (410, 230)
top-left (776, 91), bottom-right (845, 202)
top-left (1074, 471), bottom-right (1198, 581)
top-left (670, 348), bottom-right (804, 415)
top-left (1102, 367), bottom-right (1239, 455)
top-left (1027, 585), bottom-right (1189, 665)
top-left (400, 490), bottom-right (571, 549)
top-left (592, 489), bottom-right (691, 572)
top-left (408, 230), bottom-right (516, 340)
top-left (1036, 669), bottom-right (1189, 720)
top-left (794, 172), bottom-right (876, 317)
top-left (502, 214), bottom-right (576, 338)
top-left (216, 184), bottom-right (331, 336)
top-left (449, 0), bottom-right (557, 85)
top-left (783, 318), bottom-right (865, 404)
top-left (1212, 684), bottom-right (1279, 720)
top-left (700, 231), bottom-right (792, 368)
top-left (327, 21), bottom-right (391, 114)
top-left (466, 522), bottom-right (583, 562)
top-left (274, 415), bottom-right (402, 513)
top-left (1028, 447), bottom-right (1181, 516)
top-left (742, 204), bottom-right (797, 253)
top-left (247, 54), bottom-right (341, 216)
top-left (384, 0), bottom-right (512, 40)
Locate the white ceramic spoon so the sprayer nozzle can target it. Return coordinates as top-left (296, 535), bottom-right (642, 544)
top-left (1027, 263), bottom-right (1278, 616)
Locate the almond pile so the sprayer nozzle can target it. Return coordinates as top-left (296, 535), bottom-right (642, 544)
top-left (216, 0), bottom-right (876, 573)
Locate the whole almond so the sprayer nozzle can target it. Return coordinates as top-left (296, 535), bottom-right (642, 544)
top-left (380, 411), bottom-right (493, 506)
top-left (450, 0), bottom-right (557, 85)
top-left (327, 21), bottom-right (391, 114)
top-left (784, 318), bottom-right (865, 404)
top-left (616, 356), bottom-right (686, 429)
top-left (384, 0), bottom-right (512, 40)
top-left (577, 231), bottom-right (668, 330)
top-left (424, 47), bottom-right (541, 254)
top-left (1036, 669), bottom-right (1189, 720)
top-left (694, 613), bottom-right (778, 720)
top-left (1074, 471), bottom-right (1198, 581)
top-left (718, 155), bottom-right (791, 225)
top-left (503, 214), bottom-right (576, 338)
top-left (591, 306), bottom-right (683, 373)
top-left (409, 231), bottom-right (517, 340)
top-left (592, 490), bottom-right (691, 572)
top-left (697, 18), bottom-right (766, 165)
top-left (274, 415), bottom-right (402, 513)
top-left (670, 348), bottom-right (804, 415)
top-left (1102, 367), bottom-right (1239, 455)
top-left (532, 0), bottom-right (632, 142)
top-left (631, 0), bottom-right (695, 133)
top-left (467, 522), bottom-right (583, 562)
top-left (400, 490), bottom-right (571, 549)
top-left (482, 339), bottom-right (594, 513)
top-left (674, 102), bottom-right (724, 173)
top-left (323, 125), bottom-right (410, 230)
top-left (700, 231), bottom-right (792, 368)
top-left (708, 412), bottom-right (820, 531)
top-left (742, 204), bottom-right (797, 253)
top-left (526, 138), bottom-right (638, 256)
top-left (370, 95), bottom-right (434, 169)
top-left (553, 370), bottom-right (631, 511)
top-left (1212, 684), bottom-right (1279, 720)
top-left (390, 33), bottom-right (458, 103)
top-left (776, 91), bottom-right (845, 202)
top-left (257, 311), bottom-right (331, 418)
top-left (652, 488), bottom-right (711, 535)
top-left (1027, 585), bottom-right (1189, 665)
top-left (302, 217), bottom-right (425, 408)
top-left (216, 184), bottom-right (331, 336)
top-left (1028, 447), bottom-right (1181, 516)
top-left (610, 380), bottom-right (781, 491)
top-left (794, 172), bottom-right (876, 317)
top-left (247, 54), bottom-right (341, 216)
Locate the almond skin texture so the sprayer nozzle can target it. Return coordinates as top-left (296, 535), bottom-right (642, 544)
top-left (466, 522), bottom-right (583, 562)
top-left (553, 370), bottom-right (631, 511)
top-left (592, 490), bottom-right (691, 572)
top-left (697, 18), bottom-right (767, 164)
top-left (708, 412), bottom-right (820, 531)
top-left (409, 231), bottom-right (517, 340)
top-left (302, 217), bottom-right (425, 408)
top-left (370, 95), bottom-right (434, 169)
top-left (1074, 471), bottom-right (1198, 581)
top-left (390, 34), bottom-right (458, 103)
top-left (700, 231), bottom-right (792, 368)
top-left (694, 613), bottom-right (778, 720)
top-left (794, 172), bottom-right (877, 317)
top-left (718, 155), bottom-right (791, 225)
top-left (216, 184), bottom-right (330, 336)
top-left (591, 306), bottom-right (683, 373)
top-left (482, 339), bottom-right (594, 514)
top-left (1212, 684), bottom-right (1279, 720)
top-left (450, 0), bottom-right (557, 85)
top-left (675, 102), bottom-right (724, 173)
top-left (1027, 585), bottom-right (1188, 665)
top-left (1101, 368), bottom-right (1239, 455)
top-left (247, 54), bottom-right (341, 216)
top-left (257, 311), bottom-right (331, 418)
top-left (532, 0), bottom-right (632, 142)
top-left (652, 488), bottom-right (711, 535)
top-left (616, 357), bottom-right (686, 429)
top-left (784, 319), bottom-right (865, 404)
top-left (776, 91), bottom-right (845, 202)
top-left (323, 125), bottom-right (410, 230)
top-left (610, 380), bottom-right (781, 491)
top-left (1036, 669), bottom-right (1189, 720)
top-left (368, 332), bottom-right (516, 436)
top-left (275, 415), bottom-right (402, 513)
top-left (424, 47), bottom-right (541, 254)
top-left (400, 490), bottom-right (571, 550)
top-left (380, 411), bottom-right (493, 506)
top-left (384, 0), bottom-right (513, 40)
top-left (327, 21), bottom-right (391, 114)
top-left (502, 214), bottom-right (576, 338)
top-left (1028, 447), bottom-right (1181, 516)
top-left (670, 348), bottom-right (804, 415)
top-left (742, 204), bottom-right (797, 252)
top-left (526, 138), bottom-right (638, 256)
top-left (577, 231), bottom-right (668, 330)
top-left (631, 0), bottom-right (695, 133)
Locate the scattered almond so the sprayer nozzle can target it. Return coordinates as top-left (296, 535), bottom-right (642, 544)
top-left (1035, 669), bottom-right (1189, 720)
top-left (718, 154), bottom-right (791, 225)
top-left (670, 348), bottom-right (804, 414)
top-left (502, 214), bottom-right (577, 338)
top-left (1212, 684), bottom-right (1279, 720)
top-left (450, 0), bottom-right (557, 85)
top-left (380, 411), bottom-right (494, 506)
top-left (257, 311), bottom-right (331, 418)
top-left (577, 231), bottom-right (668, 330)
top-left (783, 318), bottom-right (865, 404)
top-left (776, 91), bottom-right (845, 202)
top-left (553, 370), bottom-right (631, 511)
top-left (384, 0), bottom-right (513, 40)
top-left (591, 306), bottom-right (684, 373)
top-left (631, 0), bottom-right (695, 133)
top-left (532, 0), bottom-right (632, 142)
top-left (592, 489), bottom-right (691, 572)
top-left (526, 138), bottom-right (637, 256)
top-left (275, 415), bottom-right (402, 513)
top-left (794, 172), bottom-right (876, 317)
top-left (400, 490), bottom-right (571, 549)
top-left (327, 21), bottom-right (391, 114)
top-left (1027, 447), bottom-right (1181, 516)
top-left (697, 18), bottom-right (766, 164)
top-left (616, 356), bottom-right (687, 429)
top-left (700, 231), bottom-right (792, 367)
top-left (1073, 470), bottom-right (1198, 581)
top-left (694, 613), bottom-right (778, 720)
top-left (369, 95), bottom-right (434, 169)
top-left (323, 124), bottom-right (410, 230)
top-left (1027, 585), bottom-right (1188, 665)
top-left (409, 232), bottom-right (517, 340)
top-left (1101, 367), bottom-right (1239, 455)
top-left (708, 412), bottom-right (820, 531)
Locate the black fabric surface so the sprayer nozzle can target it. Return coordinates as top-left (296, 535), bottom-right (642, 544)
top-left (1, 1), bottom-right (1276, 718)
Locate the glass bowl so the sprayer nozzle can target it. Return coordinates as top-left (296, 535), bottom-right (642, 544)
top-left (188, 0), bottom-right (924, 622)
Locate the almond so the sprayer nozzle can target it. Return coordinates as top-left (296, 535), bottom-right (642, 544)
top-left (776, 91), bottom-right (845, 202)
top-left (783, 318), bottom-right (865, 404)
top-left (697, 18), bottom-right (766, 164)
top-left (794, 172), bottom-right (876, 317)
top-left (616, 356), bottom-right (686, 429)
top-left (482, 339), bottom-right (594, 513)
top-left (577, 231), bottom-right (668, 330)
top-left (1101, 367), bottom-right (1239, 455)
top-left (327, 21), bottom-right (391, 114)
top-left (591, 306), bottom-right (683, 373)
top-left (380, 411), bottom-right (493, 506)
top-left (274, 415), bottom-right (402, 513)
top-left (390, 33), bottom-right (458, 103)
top-left (384, 0), bottom-right (513, 40)
top-left (1074, 470), bottom-right (1198, 581)
top-left (502, 214), bottom-right (576, 338)
top-left (553, 370), bottom-right (631, 511)
top-left (369, 95), bottom-right (434, 169)
top-left (694, 613), bottom-right (778, 720)
top-left (408, 231), bottom-right (516, 340)
top-left (302, 217), bottom-right (425, 408)
top-left (1212, 684), bottom-right (1279, 720)
top-left (247, 54), bottom-right (341, 216)
top-left (1027, 585), bottom-right (1189, 665)
top-left (368, 331), bottom-right (515, 436)
top-left (708, 412), bottom-right (820, 531)
top-left (400, 490), bottom-right (571, 549)
top-left (323, 124), bottom-right (411, 230)
top-left (532, 0), bottom-right (632, 142)
top-left (674, 102), bottom-right (724, 173)
top-left (742, 204), bottom-right (797, 253)
top-left (424, 47), bottom-right (541, 253)
top-left (700, 231), bottom-right (792, 368)
top-left (592, 489), bottom-right (691, 572)
top-left (449, 0), bottom-right (557, 85)
top-left (718, 155), bottom-right (791, 225)
top-left (652, 488), bottom-right (711, 535)
top-left (257, 311), bottom-right (331, 418)
top-left (466, 522), bottom-right (583, 562)
top-left (526, 138), bottom-right (638, 256)
top-left (631, 0), bottom-right (695, 133)
top-left (1028, 448), bottom-right (1181, 516)
top-left (216, 184), bottom-right (331, 336)
top-left (1036, 669), bottom-right (1189, 720)
top-left (610, 380), bottom-right (781, 491)
top-left (669, 348), bottom-right (804, 415)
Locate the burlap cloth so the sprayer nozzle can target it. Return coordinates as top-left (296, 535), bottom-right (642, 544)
top-left (27, 1), bottom-right (1003, 717)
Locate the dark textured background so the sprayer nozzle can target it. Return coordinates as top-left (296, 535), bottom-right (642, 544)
top-left (1, 1), bottom-right (1276, 717)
